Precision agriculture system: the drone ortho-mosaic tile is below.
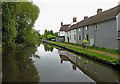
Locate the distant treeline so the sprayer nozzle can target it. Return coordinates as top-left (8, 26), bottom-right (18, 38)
top-left (2, 2), bottom-right (40, 48)
top-left (43, 29), bottom-right (58, 40)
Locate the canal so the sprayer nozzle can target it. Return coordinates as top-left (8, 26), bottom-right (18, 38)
top-left (2, 43), bottom-right (120, 83)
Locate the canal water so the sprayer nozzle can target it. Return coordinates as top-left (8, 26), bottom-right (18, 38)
top-left (2, 43), bottom-right (120, 83)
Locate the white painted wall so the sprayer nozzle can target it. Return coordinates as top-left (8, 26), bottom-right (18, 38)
top-left (116, 13), bottom-right (120, 31)
top-left (59, 31), bottom-right (65, 36)
top-left (65, 32), bottom-right (68, 42)
top-left (70, 29), bottom-right (77, 43)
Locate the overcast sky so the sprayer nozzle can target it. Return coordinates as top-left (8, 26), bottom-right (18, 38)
top-left (32, 0), bottom-right (120, 34)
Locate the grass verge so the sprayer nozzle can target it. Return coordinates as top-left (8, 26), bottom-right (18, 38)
top-left (64, 42), bottom-right (119, 55)
top-left (47, 41), bottom-right (120, 65)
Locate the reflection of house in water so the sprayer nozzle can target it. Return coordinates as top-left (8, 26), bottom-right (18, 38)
top-left (72, 65), bottom-right (76, 70)
top-left (58, 50), bottom-right (69, 64)
top-left (58, 50), bottom-right (77, 71)
top-left (58, 49), bottom-right (119, 82)
top-left (59, 55), bottom-right (69, 64)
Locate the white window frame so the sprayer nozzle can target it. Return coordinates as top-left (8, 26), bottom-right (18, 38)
top-left (86, 26), bottom-right (88, 31)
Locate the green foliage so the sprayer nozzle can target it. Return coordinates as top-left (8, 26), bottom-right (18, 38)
top-left (43, 29), bottom-right (58, 40)
top-left (44, 43), bottom-right (54, 52)
top-left (53, 32), bottom-right (58, 37)
top-left (47, 34), bottom-right (56, 39)
top-left (2, 2), bottom-right (40, 48)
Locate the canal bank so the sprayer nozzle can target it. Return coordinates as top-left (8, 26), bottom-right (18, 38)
top-left (33, 43), bottom-right (120, 83)
top-left (47, 41), bottom-right (120, 66)
top-left (2, 43), bottom-right (120, 83)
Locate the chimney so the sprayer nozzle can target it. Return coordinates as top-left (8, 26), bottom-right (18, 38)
top-left (84, 16), bottom-right (88, 20)
top-left (61, 22), bottom-right (63, 26)
top-left (73, 17), bottom-right (77, 22)
top-left (97, 8), bottom-right (102, 14)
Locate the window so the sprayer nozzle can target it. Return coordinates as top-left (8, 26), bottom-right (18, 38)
top-left (86, 26), bottom-right (89, 31)
top-left (79, 35), bottom-right (81, 40)
top-left (70, 35), bottom-right (71, 40)
top-left (118, 32), bottom-right (120, 38)
top-left (74, 30), bottom-right (76, 33)
top-left (74, 34), bottom-right (76, 40)
top-left (95, 25), bottom-right (98, 30)
top-left (79, 28), bottom-right (81, 31)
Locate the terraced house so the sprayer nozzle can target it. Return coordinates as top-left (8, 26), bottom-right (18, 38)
top-left (56, 22), bottom-right (70, 42)
top-left (59, 5), bottom-right (120, 50)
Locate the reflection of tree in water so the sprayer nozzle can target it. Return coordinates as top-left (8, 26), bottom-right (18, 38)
top-left (44, 43), bottom-right (54, 52)
top-left (2, 46), bottom-right (40, 82)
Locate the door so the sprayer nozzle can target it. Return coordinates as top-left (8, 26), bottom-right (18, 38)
top-left (90, 36), bottom-right (94, 46)
top-left (67, 37), bottom-right (69, 43)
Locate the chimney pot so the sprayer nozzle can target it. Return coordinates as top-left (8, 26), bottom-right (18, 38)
top-left (61, 22), bottom-right (63, 26)
top-left (84, 16), bottom-right (88, 20)
top-left (97, 8), bottom-right (102, 14)
top-left (73, 17), bottom-right (77, 22)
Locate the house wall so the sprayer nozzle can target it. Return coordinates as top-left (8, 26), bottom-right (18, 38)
top-left (94, 19), bottom-right (118, 49)
top-left (67, 31), bottom-right (70, 43)
top-left (76, 27), bottom-right (84, 44)
top-left (76, 18), bottom-right (118, 49)
top-left (70, 29), bottom-right (77, 43)
top-left (56, 36), bottom-right (65, 42)
top-left (65, 32), bottom-right (68, 42)
top-left (84, 25), bottom-right (96, 46)
top-left (64, 16), bottom-right (119, 49)
top-left (59, 31), bottom-right (65, 36)
top-left (69, 30), bottom-right (72, 43)
top-left (117, 13), bottom-right (120, 49)
top-left (117, 13), bottom-right (120, 31)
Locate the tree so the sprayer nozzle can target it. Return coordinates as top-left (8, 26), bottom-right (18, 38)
top-left (2, 2), bottom-right (40, 48)
top-left (54, 32), bottom-right (58, 37)
top-left (50, 30), bottom-right (53, 35)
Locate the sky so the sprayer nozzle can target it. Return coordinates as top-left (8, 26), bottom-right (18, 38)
top-left (32, 0), bottom-right (120, 34)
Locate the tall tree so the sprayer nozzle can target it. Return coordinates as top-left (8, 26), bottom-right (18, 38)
top-left (50, 30), bottom-right (53, 35)
top-left (2, 2), bottom-right (40, 48)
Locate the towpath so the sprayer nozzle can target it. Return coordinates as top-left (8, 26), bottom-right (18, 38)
top-left (60, 43), bottom-right (119, 59)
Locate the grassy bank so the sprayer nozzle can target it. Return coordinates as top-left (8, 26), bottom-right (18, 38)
top-left (47, 41), bottom-right (120, 65)
top-left (64, 42), bottom-right (119, 55)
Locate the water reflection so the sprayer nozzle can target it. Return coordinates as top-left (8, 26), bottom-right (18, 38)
top-left (58, 49), bottom-right (120, 82)
top-left (3, 43), bottom-right (119, 83)
top-left (0, 46), bottom-right (2, 83)
top-left (34, 44), bottom-right (94, 82)
top-left (2, 46), bottom-right (40, 82)
top-left (44, 43), bottom-right (54, 52)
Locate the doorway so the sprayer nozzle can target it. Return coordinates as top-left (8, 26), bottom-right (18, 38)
top-left (67, 37), bottom-right (69, 43)
top-left (90, 36), bottom-right (94, 46)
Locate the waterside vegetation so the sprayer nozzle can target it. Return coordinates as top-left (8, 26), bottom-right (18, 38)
top-left (64, 42), bottom-right (120, 55)
top-left (47, 41), bottom-right (120, 65)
